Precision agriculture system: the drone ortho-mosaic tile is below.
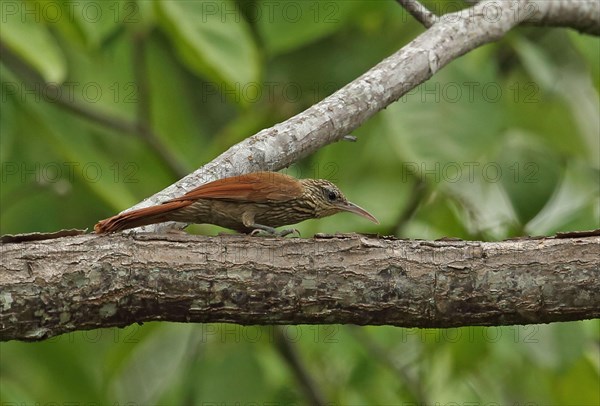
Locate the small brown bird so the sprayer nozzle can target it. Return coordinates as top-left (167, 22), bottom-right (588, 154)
top-left (94, 171), bottom-right (378, 235)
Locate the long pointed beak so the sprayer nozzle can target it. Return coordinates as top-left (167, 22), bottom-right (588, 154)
top-left (338, 201), bottom-right (379, 224)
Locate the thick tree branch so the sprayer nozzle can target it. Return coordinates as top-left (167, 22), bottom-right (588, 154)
top-left (1, 233), bottom-right (598, 342)
top-left (119, 0), bottom-right (599, 233)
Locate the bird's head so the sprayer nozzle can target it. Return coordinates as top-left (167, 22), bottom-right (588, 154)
top-left (301, 179), bottom-right (379, 224)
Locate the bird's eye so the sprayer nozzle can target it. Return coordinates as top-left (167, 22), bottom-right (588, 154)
top-left (327, 190), bottom-right (337, 201)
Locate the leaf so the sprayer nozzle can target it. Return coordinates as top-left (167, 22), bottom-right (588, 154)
top-left (110, 324), bottom-right (193, 404)
top-left (511, 37), bottom-right (557, 92)
top-left (511, 35), bottom-right (600, 169)
top-left (554, 357), bottom-right (600, 406)
top-left (1, 5), bottom-right (66, 83)
top-left (496, 132), bottom-right (562, 226)
top-left (59, 0), bottom-right (127, 48)
top-left (526, 161), bottom-right (600, 234)
top-left (382, 48), bottom-right (506, 166)
top-left (145, 34), bottom-right (210, 168)
top-left (185, 340), bottom-right (267, 402)
top-left (404, 194), bottom-right (472, 240)
top-left (256, 0), bottom-right (368, 55)
top-left (15, 93), bottom-right (139, 211)
top-left (0, 89), bottom-right (17, 162)
top-left (155, 0), bottom-right (259, 101)
top-left (568, 31), bottom-right (600, 88)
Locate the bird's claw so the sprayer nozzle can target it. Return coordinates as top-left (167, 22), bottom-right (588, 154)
top-left (279, 228), bottom-right (301, 237)
top-left (250, 228), bottom-right (300, 237)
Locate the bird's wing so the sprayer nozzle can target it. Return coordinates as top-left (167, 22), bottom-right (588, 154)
top-left (166, 172), bottom-right (304, 203)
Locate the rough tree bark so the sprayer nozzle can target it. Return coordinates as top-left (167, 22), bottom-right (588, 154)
top-left (1, 233), bottom-right (598, 341)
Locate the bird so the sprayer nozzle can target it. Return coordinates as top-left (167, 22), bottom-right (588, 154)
top-left (94, 171), bottom-right (378, 236)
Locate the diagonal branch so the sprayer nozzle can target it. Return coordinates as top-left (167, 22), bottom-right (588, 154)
top-left (1, 233), bottom-right (598, 342)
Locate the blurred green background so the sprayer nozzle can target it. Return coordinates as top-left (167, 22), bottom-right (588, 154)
top-left (1, 0), bottom-right (599, 404)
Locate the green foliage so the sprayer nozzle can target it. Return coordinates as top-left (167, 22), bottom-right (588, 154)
top-left (1, 0), bottom-right (598, 404)
top-left (156, 0), bottom-right (260, 97)
top-left (1, 5), bottom-right (66, 83)
top-left (257, 0), bottom-right (371, 55)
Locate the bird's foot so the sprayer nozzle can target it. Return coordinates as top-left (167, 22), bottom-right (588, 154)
top-left (249, 225), bottom-right (300, 237)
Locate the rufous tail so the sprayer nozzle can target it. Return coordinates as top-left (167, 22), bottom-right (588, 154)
top-left (94, 200), bottom-right (190, 233)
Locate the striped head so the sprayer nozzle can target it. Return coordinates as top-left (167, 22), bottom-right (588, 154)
top-left (299, 179), bottom-right (379, 223)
